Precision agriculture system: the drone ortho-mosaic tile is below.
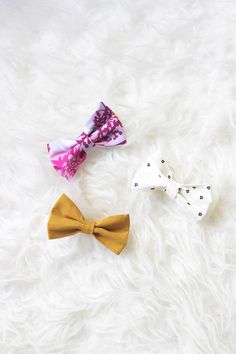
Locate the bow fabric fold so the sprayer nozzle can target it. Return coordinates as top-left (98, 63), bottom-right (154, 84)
top-left (47, 102), bottom-right (126, 180)
top-left (132, 153), bottom-right (212, 220)
top-left (48, 194), bottom-right (130, 254)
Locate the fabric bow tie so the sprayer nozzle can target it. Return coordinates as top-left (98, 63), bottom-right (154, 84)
top-left (48, 194), bottom-right (130, 254)
top-left (47, 102), bottom-right (126, 180)
top-left (132, 153), bottom-right (212, 220)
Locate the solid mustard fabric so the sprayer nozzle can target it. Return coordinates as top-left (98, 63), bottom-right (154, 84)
top-left (48, 194), bottom-right (130, 255)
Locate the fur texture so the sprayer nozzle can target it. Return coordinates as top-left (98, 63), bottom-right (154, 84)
top-left (1, 0), bottom-right (236, 353)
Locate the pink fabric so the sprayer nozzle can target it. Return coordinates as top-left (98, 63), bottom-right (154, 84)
top-left (47, 102), bottom-right (126, 180)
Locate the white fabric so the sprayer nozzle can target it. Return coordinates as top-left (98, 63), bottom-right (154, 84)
top-left (132, 153), bottom-right (212, 220)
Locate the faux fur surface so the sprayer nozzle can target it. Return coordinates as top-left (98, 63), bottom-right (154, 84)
top-left (1, 1), bottom-right (236, 353)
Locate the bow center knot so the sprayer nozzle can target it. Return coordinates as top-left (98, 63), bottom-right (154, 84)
top-left (81, 219), bottom-right (95, 235)
top-left (76, 132), bottom-right (95, 153)
top-left (162, 176), bottom-right (182, 199)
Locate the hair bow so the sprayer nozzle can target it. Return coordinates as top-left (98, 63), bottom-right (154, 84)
top-left (47, 102), bottom-right (126, 180)
top-left (132, 153), bottom-right (212, 220)
top-left (48, 194), bottom-right (130, 254)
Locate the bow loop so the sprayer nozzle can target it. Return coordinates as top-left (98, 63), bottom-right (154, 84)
top-left (47, 102), bottom-right (126, 180)
top-left (48, 194), bottom-right (130, 254)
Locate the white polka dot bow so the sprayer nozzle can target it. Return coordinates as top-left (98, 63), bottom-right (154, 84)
top-left (132, 153), bottom-right (212, 220)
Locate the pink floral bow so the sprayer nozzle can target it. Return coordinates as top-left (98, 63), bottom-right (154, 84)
top-left (47, 102), bottom-right (126, 180)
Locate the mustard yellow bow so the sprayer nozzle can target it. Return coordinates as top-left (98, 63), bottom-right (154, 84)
top-left (48, 194), bottom-right (130, 255)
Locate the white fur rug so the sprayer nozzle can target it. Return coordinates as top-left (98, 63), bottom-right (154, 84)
top-left (1, 1), bottom-right (236, 353)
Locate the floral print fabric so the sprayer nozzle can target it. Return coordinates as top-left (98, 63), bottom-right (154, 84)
top-left (47, 102), bottom-right (126, 180)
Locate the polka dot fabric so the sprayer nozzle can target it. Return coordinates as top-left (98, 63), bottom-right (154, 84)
top-left (132, 153), bottom-right (212, 220)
